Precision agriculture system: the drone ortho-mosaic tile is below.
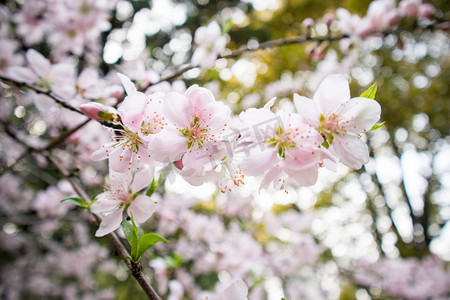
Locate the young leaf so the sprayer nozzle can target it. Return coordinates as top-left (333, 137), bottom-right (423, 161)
top-left (369, 121), bottom-right (385, 131)
top-left (85, 197), bottom-right (98, 210)
top-left (146, 174), bottom-right (162, 197)
top-left (121, 220), bottom-right (134, 245)
top-left (130, 215), bottom-right (139, 261)
top-left (61, 196), bottom-right (85, 208)
top-left (136, 233), bottom-right (168, 259)
top-left (221, 18), bottom-right (233, 35)
top-left (360, 83), bottom-right (377, 99)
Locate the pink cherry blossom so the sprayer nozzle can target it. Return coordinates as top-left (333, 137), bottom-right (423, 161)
top-left (191, 21), bottom-right (227, 69)
top-left (294, 74), bottom-right (381, 169)
top-left (149, 85), bottom-right (233, 184)
top-left (91, 73), bottom-right (162, 172)
top-left (117, 73), bottom-right (167, 144)
top-left (239, 98), bottom-right (325, 190)
top-left (363, 0), bottom-right (399, 33)
top-left (90, 168), bottom-right (155, 237)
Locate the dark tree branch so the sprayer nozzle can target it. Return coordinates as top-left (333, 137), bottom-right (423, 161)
top-left (0, 74), bottom-right (83, 114)
top-left (0, 119), bottom-right (91, 175)
top-left (145, 33), bottom-right (349, 89)
top-left (144, 17), bottom-right (448, 90)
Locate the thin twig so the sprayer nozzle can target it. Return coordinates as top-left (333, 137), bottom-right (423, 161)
top-left (145, 18), bottom-right (448, 90)
top-left (0, 119), bottom-right (91, 175)
top-left (143, 33), bottom-right (349, 90)
top-left (0, 74), bottom-right (83, 114)
top-left (0, 75), bottom-right (122, 129)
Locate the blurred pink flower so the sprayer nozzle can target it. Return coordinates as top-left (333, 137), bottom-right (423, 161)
top-left (192, 21), bottom-right (227, 69)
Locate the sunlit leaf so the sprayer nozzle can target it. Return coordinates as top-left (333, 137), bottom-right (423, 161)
top-left (360, 83), bottom-right (377, 99)
top-left (60, 196), bottom-right (85, 208)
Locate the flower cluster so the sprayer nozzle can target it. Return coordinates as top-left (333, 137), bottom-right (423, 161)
top-left (87, 73), bottom-right (381, 236)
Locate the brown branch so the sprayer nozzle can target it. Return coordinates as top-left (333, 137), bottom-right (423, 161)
top-left (144, 33), bottom-right (349, 90)
top-left (0, 75), bottom-right (122, 129)
top-left (0, 74), bottom-right (83, 114)
top-left (144, 18), bottom-right (449, 90)
top-left (0, 121), bottom-right (161, 298)
top-left (0, 119), bottom-right (91, 175)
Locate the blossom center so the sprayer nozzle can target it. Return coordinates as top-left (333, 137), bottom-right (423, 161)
top-left (140, 114), bottom-right (165, 136)
top-left (180, 115), bottom-right (210, 148)
top-left (320, 113), bottom-right (346, 134)
top-left (119, 128), bottom-right (143, 153)
top-left (266, 126), bottom-right (296, 158)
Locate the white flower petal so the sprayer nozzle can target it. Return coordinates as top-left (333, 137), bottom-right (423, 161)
top-left (314, 74), bottom-right (350, 115)
top-left (163, 92), bottom-right (191, 128)
top-left (221, 279), bottom-right (248, 300)
top-left (26, 49), bottom-right (50, 77)
top-left (130, 167), bottom-right (155, 194)
top-left (332, 134), bottom-right (369, 169)
top-left (241, 147), bottom-right (278, 176)
top-left (128, 195), bottom-right (155, 223)
top-left (117, 72), bottom-right (137, 95)
top-left (7, 66), bottom-right (38, 84)
top-left (293, 94), bottom-right (320, 124)
top-left (91, 143), bottom-right (115, 161)
top-left (148, 127), bottom-right (186, 162)
top-left (109, 147), bottom-right (133, 173)
top-left (90, 193), bottom-right (120, 214)
top-left (285, 163), bottom-right (319, 187)
top-left (78, 68), bottom-right (98, 88)
top-left (95, 208), bottom-right (124, 237)
top-left (339, 97), bottom-right (381, 133)
top-left (263, 97), bottom-right (276, 109)
top-left (260, 164), bottom-right (283, 191)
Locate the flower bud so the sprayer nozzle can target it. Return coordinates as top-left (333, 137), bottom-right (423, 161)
top-left (312, 46), bottom-right (325, 61)
top-left (79, 102), bottom-right (118, 121)
top-left (305, 44), bottom-right (315, 58)
top-left (418, 4), bottom-right (435, 20)
top-left (322, 13), bottom-right (335, 26)
top-left (302, 18), bottom-right (315, 29)
top-left (399, 0), bottom-right (420, 17)
top-left (174, 159), bottom-right (184, 170)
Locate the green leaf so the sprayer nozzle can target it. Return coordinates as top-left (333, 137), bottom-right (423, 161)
top-left (369, 121), bottom-right (385, 131)
top-left (85, 197), bottom-right (98, 209)
top-left (136, 233), bottom-right (168, 259)
top-left (121, 220), bottom-right (134, 244)
top-left (360, 83), bottom-right (377, 99)
top-left (221, 18), bottom-right (233, 35)
top-left (146, 174), bottom-right (162, 197)
top-left (130, 215), bottom-right (139, 261)
top-left (61, 196), bottom-right (85, 208)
